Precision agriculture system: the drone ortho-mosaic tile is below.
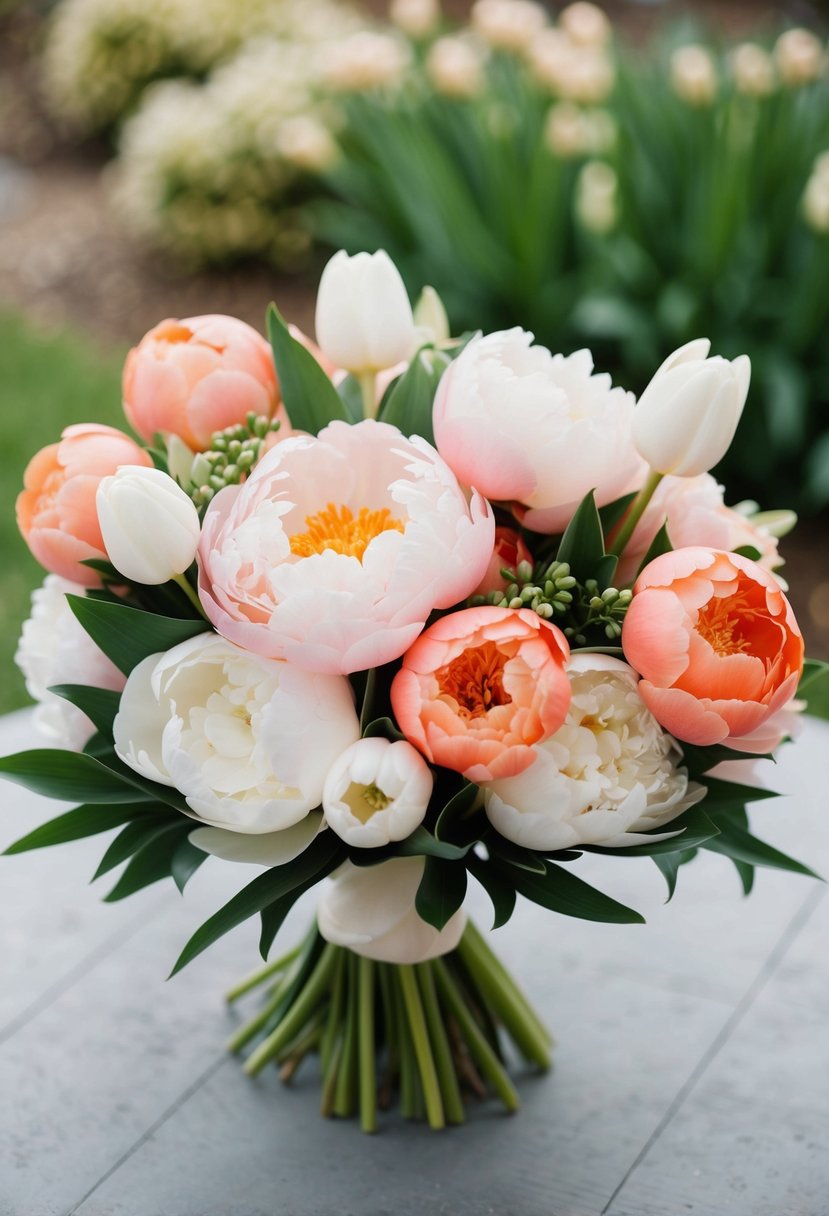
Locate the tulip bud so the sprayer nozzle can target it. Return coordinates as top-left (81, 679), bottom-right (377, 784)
top-left (632, 339), bottom-right (751, 477)
top-left (413, 285), bottom-right (451, 345)
top-left (96, 465), bottom-right (201, 584)
top-left (314, 249), bottom-right (417, 374)
top-left (322, 737), bottom-right (433, 848)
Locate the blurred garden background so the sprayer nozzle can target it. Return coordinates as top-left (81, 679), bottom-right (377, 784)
top-left (1, 0), bottom-right (829, 714)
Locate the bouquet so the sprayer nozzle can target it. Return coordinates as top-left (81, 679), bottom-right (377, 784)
top-left (5, 249), bottom-right (826, 1134)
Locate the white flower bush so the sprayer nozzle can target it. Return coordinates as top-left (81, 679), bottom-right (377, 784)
top-left (15, 575), bottom-right (125, 751)
top-left (484, 654), bottom-right (704, 851)
top-left (113, 633), bottom-right (360, 832)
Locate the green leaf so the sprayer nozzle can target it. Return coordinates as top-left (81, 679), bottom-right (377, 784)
top-left (467, 853), bottom-right (516, 928)
top-left (703, 819), bottom-right (820, 879)
top-left (266, 304), bottom-right (349, 435)
top-left (378, 347), bottom-right (450, 444)
top-left (732, 859), bottom-right (755, 894)
top-left (0, 749), bottom-right (155, 805)
top-left (636, 521), bottom-right (673, 576)
top-left (3, 802), bottom-right (153, 854)
top-left (555, 490), bottom-right (607, 583)
top-left (415, 855), bottom-right (468, 931)
top-left (732, 545), bottom-right (762, 561)
top-left (700, 778), bottom-right (779, 815)
top-left (49, 685), bottom-right (122, 739)
top-left (598, 492), bottom-right (637, 537)
top-left (652, 848), bottom-right (699, 900)
top-left (93, 816), bottom-right (180, 879)
top-left (171, 837), bottom-right (208, 893)
top-left (507, 859), bottom-right (645, 924)
top-left (169, 832), bottom-right (344, 976)
top-left (680, 743), bottom-right (774, 778)
top-left (585, 807), bottom-right (720, 857)
top-left (258, 877), bottom-right (326, 960)
top-left (335, 374), bottom-right (366, 423)
top-left (433, 781), bottom-right (481, 844)
top-left (799, 659), bottom-right (829, 721)
top-left (396, 827), bottom-right (472, 860)
top-left (358, 663), bottom-right (398, 735)
top-left (104, 823), bottom-right (190, 901)
top-left (360, 715), bottom-right (406, 744)
top-left (66, 595), bottom-right (210, 677)
top-left (488, 836), bottom-right (547, 874)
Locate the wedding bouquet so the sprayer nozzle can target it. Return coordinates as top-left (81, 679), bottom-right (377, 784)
top-left (5, 249), bottom-right (826, 1133)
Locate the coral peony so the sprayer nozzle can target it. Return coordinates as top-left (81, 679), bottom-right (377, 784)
top-left (622, 548), bottom-right (804, 751)
top-left (123, 314), bottom-right (280, 451)
top-left (16, 424), bottom-right (152, 585)
top-left (433, 328), bottom-right (643, 534)
top-left (391, 605), bottom-right (571, 782)
top-left (197, 419), bottom-right (494, 674)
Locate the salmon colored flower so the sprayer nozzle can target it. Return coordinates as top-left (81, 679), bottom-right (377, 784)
top-left (622, 547), bottom-right (804, 752)
top-left (390, 605), bottom-right (571, 782)
top-left (123, 314), bottom-right (281, 451)
top-left (473, 526), bottom-right (534, 597)
top-left (16, 424), bottom-right (152, 585)
top-left (198, 420), bottom-right (494, 674)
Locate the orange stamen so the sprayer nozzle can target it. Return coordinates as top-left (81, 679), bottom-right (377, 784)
top-left (289, 502), bottom-right (404, 562)
top-left (436, 641), bottom-right (512, 720)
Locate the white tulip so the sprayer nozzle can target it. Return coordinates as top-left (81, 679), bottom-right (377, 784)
top-left (322, 737), bottom-right (433, 848)
top-left (314, 249), bottom-right (417, 374)
top-left (559, 2), bottom-right (611, 48)
top-left (632, 338), bottom-right (751, 477)
top-left (670, 44), bottom-right (718, 106)
top-left (413, 285), bottom-right (451, 345)
top-left (96, 465), bottom-right (201, 584)
top-left (774, 28), bottom-right (825, 87)
top-left (113, 633), bottom-right (360, 833)
top-left (317, 857), bottom-right (466, 963)
top-left (390, 0), bottom-right (440, 38)
top-left (730, 43), bottom-right (776, 97)
top-left (426, 36), bottom-right (487, 99)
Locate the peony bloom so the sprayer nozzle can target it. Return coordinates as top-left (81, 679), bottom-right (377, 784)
top-left (198, 419), bottom-right (494, 675)
top-left (433, 328), bottom-right (643, 534)
top-left (474, 526), bottom-right (534, 597)
top-left (632, 339), bottom-right (750, 478)
top-left (96, 466), bottom-right (201, 585)
top-left (314, 250), bottom-right (417, 376)
top-left (122, 314), bottom-right (280, 452)
top-left (113, 633), bottom-right (360, 833)
top-left (16, 423), bottom-right (152, 585)
top-left (391, 605), bottom-right (571, 782)
top-left (322, 737), bottom-right (433, 848)
top-left (484, 654), bottom-right (703, 850)
top-left (622, 548), bottom-right (804, 751)
top-left (317, 857), bottom-right (466, 963)
top-left (613, 473), bottom-right (783, 587)
top-left (15, 574), bottom-right (126, 750)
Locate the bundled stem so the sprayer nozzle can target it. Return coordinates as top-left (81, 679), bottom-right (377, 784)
top-left (226, 919), bottom-right (553, 1131)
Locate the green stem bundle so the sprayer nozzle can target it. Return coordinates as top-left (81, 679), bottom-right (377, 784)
top-left (226, 920), bottom-right (552, 1132)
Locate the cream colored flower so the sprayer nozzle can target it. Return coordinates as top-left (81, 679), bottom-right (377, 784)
top-left (276, 116), bottom-right (337, 172)
top-left (670, 44), bottom-right (718, 105)
top-left (470, 0), bottom-right (547, 52)
top-left (390, 0), bottom-right (440, 38)
top-left (426, 35), bottom-right (487, 99)
top-left (774, 28), bottom-right (825, 87)
top-left (322, 31), bottom-right (411, 91)
top-left (559, 2), bottom-right (611, 48)
top-left (729, 43), bottom-right (776, 97)
top-left (322, 737), bottom-right (433, 848)
top-left (575, 160), bottom-right (618, 233)
top-left (484, 654), bottom-right (704, 851)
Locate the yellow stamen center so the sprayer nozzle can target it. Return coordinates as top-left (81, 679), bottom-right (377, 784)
top-left (436, 641), bottom-right (512, 720)
top-left (696, 596), bottom-right (752, 656)
top-left (343, 782), bottom-right (392, 823)
top-left (289, 502), bottom-right (404, 561)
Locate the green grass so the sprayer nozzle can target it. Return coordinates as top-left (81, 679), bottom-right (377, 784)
top-left (0, 311), bottom-right (126, 715)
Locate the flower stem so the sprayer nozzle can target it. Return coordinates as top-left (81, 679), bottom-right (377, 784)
top-left (173, 572), bottom-right (209, 618)
top-left (398, 965), bottom-right (445, 1130)
top-left (320, 950), bottom-right (346, 1077)
top-left (416, 963), bottom-right (465, 1125)
top-left (358, 370), bottom-right (378, 420)
top-left (608, 468), bottom-right (664, 560)
top-left (433, 959), bottom-right (520, 1113)
top-left (333, 954), bottom-right (359, 1118)
top-left (358, 957), bottom-right (377, 1133)
top-left (225, 945), bottom-right (301, 1004)
top-left (244, 944), bottom-right (337, 1077)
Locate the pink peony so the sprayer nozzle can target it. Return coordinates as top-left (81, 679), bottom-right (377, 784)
top-left (622, 547), bottom-right (804, 751)
top-left (197, 419), bottom-right (494, 674)
top-left (16, 424), bottom-right (152, 585)
top-left (433, 328), bottom-right (644, 534)
top-left (123, 314), bottom-right (281, 451)
top-left (390, 605), bottom-right (571, 782)
top-left (613, 473), bottom-right (782, 586)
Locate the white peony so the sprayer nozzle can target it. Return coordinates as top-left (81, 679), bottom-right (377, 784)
top-left (317, 857), bottom-right (466, 963)
top-left (113, 633), bottom-right (359, 832)
top-left (484, 654), bottom-right (704, 850)
top-left (15, 575), bottom-right (125, 750)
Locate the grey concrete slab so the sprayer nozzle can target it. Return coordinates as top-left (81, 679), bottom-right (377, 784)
top-left (0, 709), bottom-right (826, 1215)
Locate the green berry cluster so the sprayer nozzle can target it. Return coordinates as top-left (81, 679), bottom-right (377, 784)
top-left (471, 558), bottom-right (633, 646)
top-left (190, 413), bottom-right (280, 508)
